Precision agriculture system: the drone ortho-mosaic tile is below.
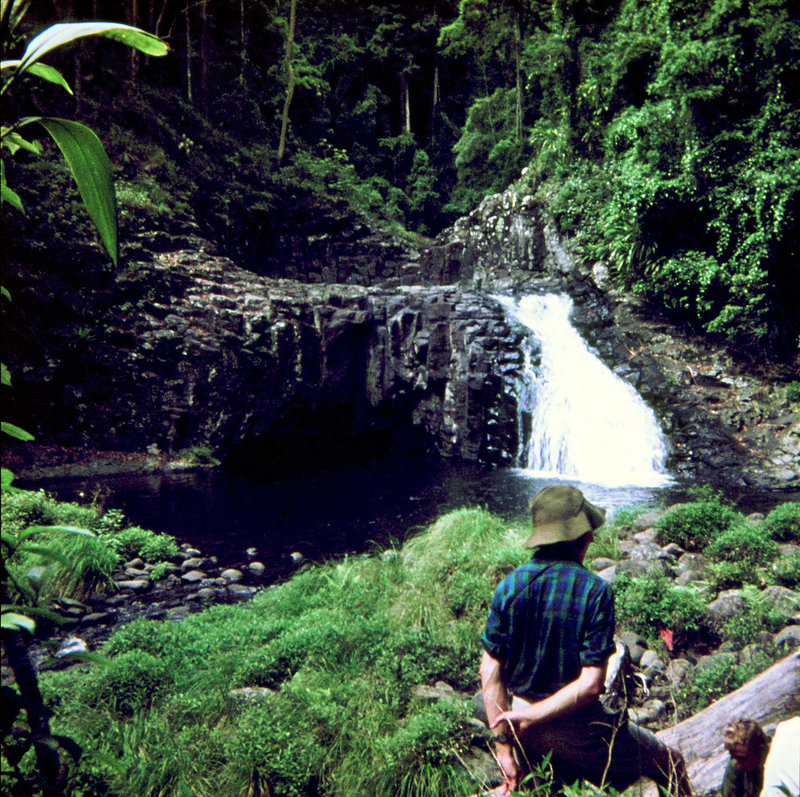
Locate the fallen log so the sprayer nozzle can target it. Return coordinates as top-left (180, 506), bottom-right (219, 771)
top-left (641, 651), bottom-right (800, 796)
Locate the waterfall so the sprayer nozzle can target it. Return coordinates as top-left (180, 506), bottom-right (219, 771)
top-left (496, 294), bottom-right (672, 488)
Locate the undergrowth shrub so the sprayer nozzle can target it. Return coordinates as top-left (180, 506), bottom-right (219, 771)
top-left (762, 502), bottom-right (800, 543)
top-left (705, 524), bottom-right (779, 588)
top-left (613, 573), bottom-right (708, 643)
top-left (104, 617), bottom-right (181, 658)
top-left (0, 488), bottom-right (99, 533)
top-left (223, 692), bottom-right (328, 797)
top-left (101, 525), bottom-right (178, 562)
top-left (349, 700), bottom-right (474, 797)
top-left (232, 609), bottom-right (388, 689)
top-left (772, 549), bottom-right (800, 588)
top-left (718, 587), bottom-right (787, 648)
top-left (655, 499), bottom-right (739, 550)
top-left (374, 625), bottom-right (479, 696)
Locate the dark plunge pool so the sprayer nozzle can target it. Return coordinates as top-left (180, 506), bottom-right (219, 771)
top-left (20, 453), bottom-right (714, 570)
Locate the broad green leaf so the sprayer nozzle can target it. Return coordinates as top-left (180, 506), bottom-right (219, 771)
top-left (1, 467), bottom-right (15, 489)
top-left (33, 117), bottom-right (118, 265)
top-left (1, 362), bottom-right (10, 385)
top-left (1, 420), bottom-right (34, 441)
top-left (1, 60), bottom-right (71, 95)
top-left (1, 285), bottom-right (10, 300)
top-left (2, 128), bottom-right (42, 155)
top-left (2, 174), bottom-right (25, 211)
top-left (1, 612), bottom-right (36, 632)
top-left (13, 22), bottom-right (168, 76)
top-left (21, 524), bottom-right (97, 540)
top-left (27, 62), bottom-right (73, 93)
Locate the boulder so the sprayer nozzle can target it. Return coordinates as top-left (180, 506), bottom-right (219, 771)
top-left (761, 585), bottom-right (800, 616)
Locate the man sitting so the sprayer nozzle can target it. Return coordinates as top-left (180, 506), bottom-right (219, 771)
top-left (480, 484), bottom-right (692, 795)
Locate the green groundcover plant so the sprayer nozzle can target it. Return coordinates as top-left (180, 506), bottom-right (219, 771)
top-left (2, 496), bottom-right (797, 796)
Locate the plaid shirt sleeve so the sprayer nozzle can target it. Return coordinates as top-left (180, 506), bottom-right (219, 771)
top-left (481, 577), bottom-right (510, 661)
top-left (579, 580), bottom-right (616, 667)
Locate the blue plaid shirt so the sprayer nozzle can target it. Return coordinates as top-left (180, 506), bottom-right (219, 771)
top-left (482, 548), bottom-right (616, 700)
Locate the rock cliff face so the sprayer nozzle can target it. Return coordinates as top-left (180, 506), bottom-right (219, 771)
top-left (4, 179), bottom-right (797, 491)
top-left (13, 240), bottom-right (528, 469)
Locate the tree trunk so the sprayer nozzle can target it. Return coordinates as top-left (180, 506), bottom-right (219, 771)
top-left (185, 0), bottom-right (193, 105)
top-left (431, 58), bottom-right (439, 135)
top-left (277, 0), bottom-right (298, 165)
top-left (239, 0), bottom-right (249, 92)
top-left (199, 0), bottom-right (210, 116)
top-left (129, 0), bottom-right (140, 83)
top-left (400, 72), bottom-right (411, 134)
top-left (513, 11), bottom-right (522, 141)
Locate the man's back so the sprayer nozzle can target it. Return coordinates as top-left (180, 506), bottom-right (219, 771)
top-left (482, 545), bottom-right (616, 701)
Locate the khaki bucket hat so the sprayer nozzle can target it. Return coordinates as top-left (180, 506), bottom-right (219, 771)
top-left (525, 485), bottom-right (607, 548)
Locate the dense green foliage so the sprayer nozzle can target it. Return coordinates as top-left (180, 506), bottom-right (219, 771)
top-left (2, 497), bottom-right (797, 796)
top-left (1, 488), bottom-right (180, 605)
top-left (654, 496), bottom-right (739, 550)
top-left (2, 0), bottom-right (798, 351)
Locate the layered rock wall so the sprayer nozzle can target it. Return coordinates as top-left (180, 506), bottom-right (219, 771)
top-left (25, 241), bottom-right (529, 467)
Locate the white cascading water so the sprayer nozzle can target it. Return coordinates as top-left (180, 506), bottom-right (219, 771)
top-left (496, 294), bottom-right (672, 488)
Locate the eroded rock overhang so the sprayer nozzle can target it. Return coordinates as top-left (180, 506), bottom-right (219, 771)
top-left (77, 246), bottom-right (532, 469)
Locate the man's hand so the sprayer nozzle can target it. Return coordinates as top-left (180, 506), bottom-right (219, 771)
top-left (491, 708), bottom-right (537, 735)
top-left (495, 743), bottom-right (520, 794)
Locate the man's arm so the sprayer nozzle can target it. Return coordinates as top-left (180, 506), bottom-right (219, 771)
top-left (480, 650), bottom-right (520, 793)
top-left (490, 663), bottom-right (606, 732)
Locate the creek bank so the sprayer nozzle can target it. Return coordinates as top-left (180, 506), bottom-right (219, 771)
top-left (2, 444), bottom-right (214, 482)
top-left (27, 537), bottom-right (307, 675)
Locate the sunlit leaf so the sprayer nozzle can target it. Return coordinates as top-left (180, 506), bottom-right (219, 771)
top-left (1, 612), bottom-right (36, 632)
top-left (1, 285), bottom-right (10, 300)
top-left (26, 62), bottom-right (73, 93)
top-left (1, 362), bottom-right (10, 385)
top-left (29, 117), bottom-right (118, 265)
top-left (2, 127), bottom-right (42, 155)
top-left (13, 22), bottom-right (168, 75)
top-left (1, 467), bottom-right (15, 489)
top-left (1, 420), bottom-right (34, 441)
top-left (21, 524), bottom-right (97, 540)
top-left (2, 175), bottom-right (24, 211)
